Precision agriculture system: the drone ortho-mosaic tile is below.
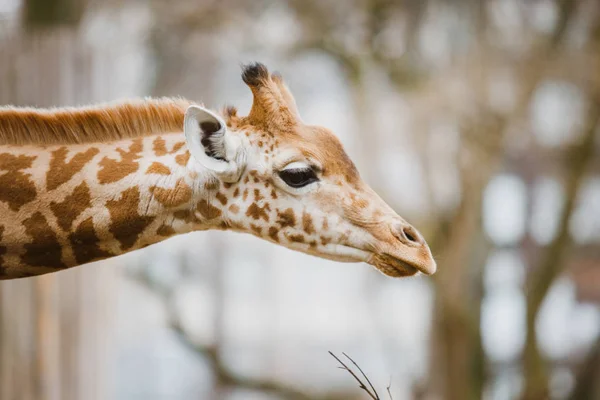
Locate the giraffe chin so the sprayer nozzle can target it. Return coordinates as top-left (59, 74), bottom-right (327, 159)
top-left (370, 254), bottom-right (421, 278)
top-left (307, 244), bottom-right (423, 278)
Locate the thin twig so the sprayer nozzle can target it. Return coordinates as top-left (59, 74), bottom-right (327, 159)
top-left (329, 351), bottom-right (379, 400)
top-left (343, 352), bottom-right (380, 399)
top-left (386, 376), bottom-right (393, 400)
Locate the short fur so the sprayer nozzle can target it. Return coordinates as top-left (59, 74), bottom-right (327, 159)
top-left (0, 97), bottom-right (192, 145)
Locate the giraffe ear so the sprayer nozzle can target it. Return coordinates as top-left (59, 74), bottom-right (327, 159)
top-left (184, 105), bottom-right (245, 182)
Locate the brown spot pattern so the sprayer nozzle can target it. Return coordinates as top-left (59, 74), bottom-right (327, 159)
top-left (216, 192), bottom-right (228, 206)
top-left (204, 180), bottom-right (220, 191)
top-left (106, 187), bottom-right (155, 250)
top-left (98, 139), bottom-right (143, 184)
top-left (47, 147), bottom-right (99, 191)
top-left (228, 204), bottom-right (240, 214)
top-left (250, 224), bottom-right (262, 235)
top-left (22, 212), bottom-right (65, 269)
top-left (0, 153), bottom-right (37, 211)
top-left (157, 224), bottom-right (176, 236)
top-left (287, 234), bottom-right (305, 243)
top-left (50, 182), bottom-right (91, 232)
top-left (69, 217), bottom-right (113, 265)
top-left (146, 162), bottom-right (171, 175)
top-left (175, 151), bottom-right (191, 166)
top-left (196, 200), bottom-right (222, 220)
top-left (246, 202), bottom-right (270, 222)
top-left (277, 208), bottom-right (296, 228)
top-left (153, 136), bottom-right (185, 156)
top-left (268, 226), bottom-right (279, 241)
top-left (302, 213), bottom-right (315, 235)
top-left (0, 226), bottom-right (6, 276)
top-left (174, 209), bottom-right (198, 224)
top-left (150, 179), bottom-right (193, 208)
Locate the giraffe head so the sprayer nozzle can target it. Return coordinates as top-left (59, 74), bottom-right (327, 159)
top-left (183, 63), bottom-right (436, 277)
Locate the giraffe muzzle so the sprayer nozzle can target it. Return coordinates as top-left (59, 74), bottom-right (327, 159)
top-left (369, 221), bottom-right (437, 277)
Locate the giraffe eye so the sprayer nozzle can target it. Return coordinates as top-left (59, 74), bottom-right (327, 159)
top-left (278, 168), bottom-right (318, 188)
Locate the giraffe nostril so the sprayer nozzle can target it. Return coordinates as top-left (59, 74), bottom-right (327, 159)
top-left (392, 222), bottom-right (424, 246)
top-left (404, 229), bottom-right (416, 243)
top-left (404, 226), bottom-right (424, 245)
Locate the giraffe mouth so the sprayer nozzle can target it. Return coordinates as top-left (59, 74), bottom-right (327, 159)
top-left (300, 243), bottom-right (426, 278)
top-left (370, 254), bottom-right (420, 278)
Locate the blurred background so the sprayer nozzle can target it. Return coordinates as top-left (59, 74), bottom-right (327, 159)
top-left (0, 0), bottom-right (599, 399)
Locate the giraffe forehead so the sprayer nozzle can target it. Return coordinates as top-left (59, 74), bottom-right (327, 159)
top-left (232, 121), bottom-right (360, 185)
top-left (279, 126), bottom-right (359, 184)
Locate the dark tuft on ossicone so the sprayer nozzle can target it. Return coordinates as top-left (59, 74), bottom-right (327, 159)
top-left (224, 105), bottom-right (237, 118)
top-left (241, 62), bottom-right (270, 86)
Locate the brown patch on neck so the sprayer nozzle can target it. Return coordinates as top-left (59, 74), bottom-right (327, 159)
top-left (0, 153), bottom-right (38, 211)
top-left (149, 178), bottom-right (193, 208)
top-left (204, 180), bottom-right (220, 191)
top-left (153, 136), bottom-right (185, 156)
top-left (98, 139), bottom-right (144, 184)
top-left (106, 186), bottom-right (155, 250)
top-left (47, 146), bottom-right (99, 191)
top-left (175, 150), bottom-right (191, 166)
top-left (22, 212), bottom-right (66, 269)
top-left (0, 226), bottom-right (6, 276)
top-left (68, 217), bottom-right (113, 265)
top-left (196, 199), bottom-right (222, 220)
top-left (146, 162), bottom-right (171, 175)
top-left (173, 209), bottom-right (199, 224)
top-left (157, 224), bottom-right (176, 236)
top-left (215, 192), bottom-right (228, 206)
top-left (50, 182), bottom-right (91, 231)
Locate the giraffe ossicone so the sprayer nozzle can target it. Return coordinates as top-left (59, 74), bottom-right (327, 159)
top-left (0, 62), bottom-right (436, 279)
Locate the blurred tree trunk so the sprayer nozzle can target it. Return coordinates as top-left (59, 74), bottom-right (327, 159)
top-left (429, 110), bottom-right (503, 400)
top-left (568, 337), bottom-right (600, 400)
top-left (521, 94), bottom-right (600, 400)
top-left (0, 25), bottom-right (117, 400)
top-left (23, 0), bottom-right (86, 30)
top-left (521, 4), bottom-right (597, 397)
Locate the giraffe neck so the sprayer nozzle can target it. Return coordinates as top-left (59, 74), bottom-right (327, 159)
top-left (0, 133), bottom-right (222, 279)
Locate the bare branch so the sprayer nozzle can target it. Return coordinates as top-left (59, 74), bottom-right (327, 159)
top-left (329, 351), bottom-right (378, 400)
top-left (343, 352), bottom-right (380, 399)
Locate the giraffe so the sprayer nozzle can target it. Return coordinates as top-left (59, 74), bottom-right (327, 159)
top-left (0, 63), bottom-right (436, 280)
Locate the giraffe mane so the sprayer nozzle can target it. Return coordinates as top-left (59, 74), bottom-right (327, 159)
top-left (0, 97), bottom-right (193, 145)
